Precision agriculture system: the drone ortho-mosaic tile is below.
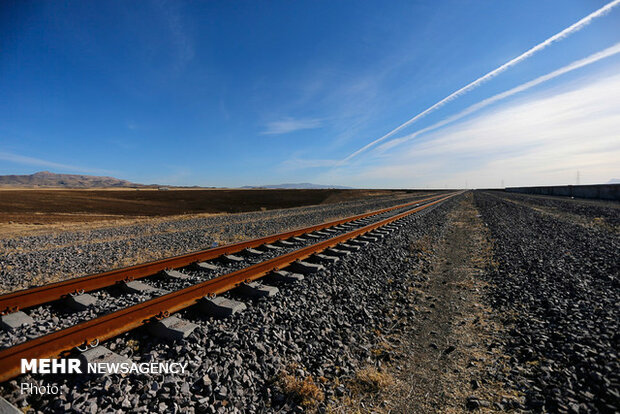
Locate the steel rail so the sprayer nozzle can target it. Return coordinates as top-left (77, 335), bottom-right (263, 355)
top-left (0, 192), bottom-right (458, 382)
top-left (0, 193), bottom-right (447, 313)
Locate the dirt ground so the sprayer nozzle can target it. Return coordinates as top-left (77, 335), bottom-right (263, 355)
top-left (334, 193), bottom-right (516, 413)
top-left (0, 189), bottom-right (425, 236)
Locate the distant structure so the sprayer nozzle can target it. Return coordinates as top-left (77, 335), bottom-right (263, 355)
top-left (506, 183), bottom-right (619, 201)
top-left (158, 187), bottom-right (170, 191)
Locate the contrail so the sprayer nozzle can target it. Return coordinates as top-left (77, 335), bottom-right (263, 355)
top-left (342, 0), bottom-right (620, 163)
top-left (374, 42), bottom-right (620, 153)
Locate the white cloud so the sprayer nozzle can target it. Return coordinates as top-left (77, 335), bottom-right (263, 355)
top-left (317, 72), bottom-right (620, 188)
top-left (341, 0), bottom-right (620, 162)
top-left (374, 42), bottom-right (620, 154)
top-left (280, 157), bottom-right (339, 169)
top-left (261, 117), bottom-right (324, 135)
top-left (0, 151), bottom-right (113, 174)
top-left (157, 1), bottom-right (195, 72)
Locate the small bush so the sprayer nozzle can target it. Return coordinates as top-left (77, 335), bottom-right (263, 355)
top-left (279, 367), bottom-right (325, 409)
top-left (350, 367), bottom-right (393, 393)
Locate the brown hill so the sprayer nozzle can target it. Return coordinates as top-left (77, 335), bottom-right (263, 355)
top-left (0, 171), bottom-right (142, 188)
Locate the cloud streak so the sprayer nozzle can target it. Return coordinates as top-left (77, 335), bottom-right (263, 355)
top-left (161, 1), bottom-right (194, 72)
top-left (261, 118), bottom-right (324, 135)
top-left (342, 0), bottom-right (620, 162)
top-left (375, 42), bottom-right (620, 153)
top-left (324, 72), bottom-right (620, 188)
top-left (0, 151), bottom-right (112, 174)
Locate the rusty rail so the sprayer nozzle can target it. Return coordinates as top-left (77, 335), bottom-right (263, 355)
top-left (0, 193), bottom-right (447, 313)
top-left (0, 192), bottom-right (458, 382)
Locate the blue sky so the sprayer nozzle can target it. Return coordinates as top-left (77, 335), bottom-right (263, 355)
top-left (1, 0), bottom-right (619, 188)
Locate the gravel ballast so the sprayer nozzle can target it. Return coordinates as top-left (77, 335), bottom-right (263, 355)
top-left (0, 195), bottom-right (460, 413)
top-left (474, 191), bottom-right (619, 413)
top-left (493, 191), bottom-right (620, 228)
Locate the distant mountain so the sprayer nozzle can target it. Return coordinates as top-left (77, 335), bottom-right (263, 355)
top-left (607, 178), bottom-right (620, 184)
top-left (241, 183), bottom-right (354, 189)
top-left (0, 171), bottom-right (142, 188)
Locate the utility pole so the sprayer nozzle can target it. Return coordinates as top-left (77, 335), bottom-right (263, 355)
top-left (501, 179), bottom-right (504, 188)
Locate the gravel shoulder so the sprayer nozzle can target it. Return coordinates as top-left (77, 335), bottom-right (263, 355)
top-left (329, 192), bottom-right (517, 413)
top-left (491, 192), bottom-right (619, 231)
top-left (389, 192), bottom-right (515, 413)
top-left (474, 191), bottom-right (619, 413)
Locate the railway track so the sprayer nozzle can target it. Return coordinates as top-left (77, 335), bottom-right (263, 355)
top-left (0, 192), bottom-right (459, 383)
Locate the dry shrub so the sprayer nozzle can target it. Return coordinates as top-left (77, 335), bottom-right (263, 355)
top-left (350, 367), bottom-right (393, 394)
top-left (278, 366), bottom-right (324, 409)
